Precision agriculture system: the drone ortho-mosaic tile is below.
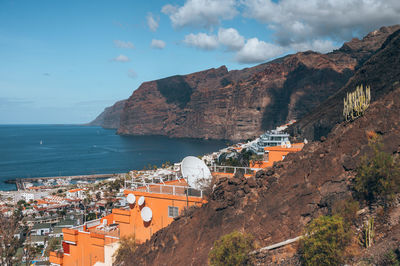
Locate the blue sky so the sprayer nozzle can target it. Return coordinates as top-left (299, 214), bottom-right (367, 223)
top-left (1, 0), bottom-right (399, 124)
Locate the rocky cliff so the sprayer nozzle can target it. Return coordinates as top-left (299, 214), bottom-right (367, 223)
top-left (291, 26), bottom-right (400, 141)
top-left (121, 27), bottom-right (400, 265)
top-left (115, 25), bottom-right (399, 141)
top-left (88, 100), bottom-right (126, 129)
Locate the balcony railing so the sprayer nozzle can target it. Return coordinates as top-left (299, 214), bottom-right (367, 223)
top-left (88, 225), bottom-right (120, 238)
top-left (209, 165), bottom-right (260, 175)
top-left (128, 182), bottom-right (203, 198)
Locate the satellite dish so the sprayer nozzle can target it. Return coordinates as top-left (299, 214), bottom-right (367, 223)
top-left (138, 196), bottom-right (145, 206)
top-left (141, 207), bottom-right (152, 222)
top-left (181, 156), bottom-right (212, 189)
top-left (126, 193), bottom-right (136, 204)
top-left (286, 141), bottom-right (291, 148)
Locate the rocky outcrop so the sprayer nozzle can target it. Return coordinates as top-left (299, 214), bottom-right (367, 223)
top-left (121, 25), bottom-right (400, 265)
top-left (116, 25), bottom-right (399, 141)
top-left (291, 26), bottom-right (400, 141)
top-left (126, 85), bottom-right (400, 266)
top-left (88, 100), bottom-right (126, 129)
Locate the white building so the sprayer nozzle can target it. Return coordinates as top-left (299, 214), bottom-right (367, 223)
top-left (21, 192), bottom-right (35, 202)
top-left (66, 188), bottom-right (85, 199)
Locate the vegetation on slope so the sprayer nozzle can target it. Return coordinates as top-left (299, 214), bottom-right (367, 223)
top-left (299, 215), bottom-right (351, 266)
top-left (208, 231), bottom-right (254, 266)
top-left (354, 138), bottom-right (400, 207)
top-left (114, 234), bottom-right (137, 266)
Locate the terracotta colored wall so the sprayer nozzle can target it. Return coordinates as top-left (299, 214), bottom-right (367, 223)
top-left (250, 144), bottom-right (304, 169)
top-left (50, 180), bottom-right (205, 266)
top-left (115, 190), bottom-right (204, 243)
top-left (56, 215), bottom-right (118, 266)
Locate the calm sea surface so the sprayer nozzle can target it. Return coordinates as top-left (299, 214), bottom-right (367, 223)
top-left (0, 125), bottom-right (228, 190)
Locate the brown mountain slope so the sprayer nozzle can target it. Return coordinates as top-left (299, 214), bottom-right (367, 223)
top-left (116, 26), bottom-right (399, 141)
top-left (88, 100), bottom-right (126, 129)
top-left (122, 32), bottom-right (400, 265)
top-left (291, 27), bottom-right (400, 141)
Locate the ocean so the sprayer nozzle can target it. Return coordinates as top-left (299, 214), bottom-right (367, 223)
top-left (0, 125), bottom-right (228, 191)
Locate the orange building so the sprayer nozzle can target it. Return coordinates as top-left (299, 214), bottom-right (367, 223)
top-left (50, 179), bottom-right (206, 266)
top-left (250, 143), bottom-right (304, 169)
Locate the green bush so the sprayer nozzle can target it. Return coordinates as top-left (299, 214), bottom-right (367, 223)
top-left (354, 140), bottom-right (400, 206)
top-left (299, 215), bottom-right (351, 266)
top-left (208, 231), bottom-right (254, 266)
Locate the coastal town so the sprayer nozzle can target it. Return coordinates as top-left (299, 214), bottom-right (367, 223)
top-left (0, 122), bottom-right (305, 265)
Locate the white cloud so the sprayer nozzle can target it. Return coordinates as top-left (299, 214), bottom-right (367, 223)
top-left (218, 28), bottom-right (245, 51)
top-left (111, 54), bottom-right (130, 62)
top-left (242, 0), bottom-right (400, 45)
top-left (183, 33), bottom-right (219, 50)
top-left (128, 69), bottom-right (137, 79)
top-left (151, 39), bottom-right (166, 49)
top-left (114, 40), bottom-right (134, 49)
top-left (236, 38), bottom-right (285, 64)
top-left (147, 13), bottom-right (159, 32)
top-left (175, 0), bottom-right (400, 64)
top-left (162, 0), bottom-right (238, 28)
top-left (290, 39), bottom-right (338, 54)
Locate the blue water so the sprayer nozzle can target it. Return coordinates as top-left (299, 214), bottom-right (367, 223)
top-left (0, 125), bottom-right (228, 190)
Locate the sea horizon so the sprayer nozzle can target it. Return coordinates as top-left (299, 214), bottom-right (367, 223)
top-left (0, 124), bottom-right (228, 191)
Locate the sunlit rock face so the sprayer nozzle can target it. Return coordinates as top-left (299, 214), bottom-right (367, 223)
top-left (115, 25), bottom-right (399, 141)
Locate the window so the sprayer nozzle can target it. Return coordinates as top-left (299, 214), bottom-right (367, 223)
top-left (168, 206), bottom-right (179, 218)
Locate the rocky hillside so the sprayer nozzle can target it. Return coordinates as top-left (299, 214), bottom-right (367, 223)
top-left (88, 100), bottom-right (126, 129)
top-left (122, 26), bottom-right (400, 266)
top-left (114, 25), bottom-right (399, 141)
top-left (291, 26), bottom-right (400, 141)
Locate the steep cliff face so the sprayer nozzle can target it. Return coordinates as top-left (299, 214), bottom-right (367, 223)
top-left (291, 26), bottom-right (400, 141)
top-left (116, 26), bottom-right (399, 141)
top-left (88, 100), bottom-right (126, 129)
top-left (122, 34), bottom-right (400, 265)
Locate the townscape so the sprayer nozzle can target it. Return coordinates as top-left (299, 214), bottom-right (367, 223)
top-left (2, 1), bottom-right (400, 265)
top-left (1, 123), bottom-right (305, 265)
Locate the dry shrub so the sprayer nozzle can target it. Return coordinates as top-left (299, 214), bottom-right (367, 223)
top-left (208, 231), bottom-right (254, 266)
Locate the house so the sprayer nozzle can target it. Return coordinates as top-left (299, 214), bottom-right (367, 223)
top-left (21, 192), bottom-right (35, 202)
top-left (50, 179), bottom-right (206, 266)
top-left (30, 223), bottom-right (52, 236)
top-left (250, 143), bottom-right (304, 169)
top-left (66, 188), bottom-right (85, 200)
top-left (29, 235), bottom-right (46, 246)
top-left (49, 227), bottom-right (63, 238)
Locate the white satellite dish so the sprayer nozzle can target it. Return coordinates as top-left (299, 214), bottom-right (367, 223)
top-left (286, 141), bottom-right (291, 148)
top-left (181, 156), bottom-right (212, 189)
top-left (126, 193), bottom-right (136, 204)
top-left (141, 207), bottom-right (152, 222)
top-left (138, 196), bottom-right (145, 206)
